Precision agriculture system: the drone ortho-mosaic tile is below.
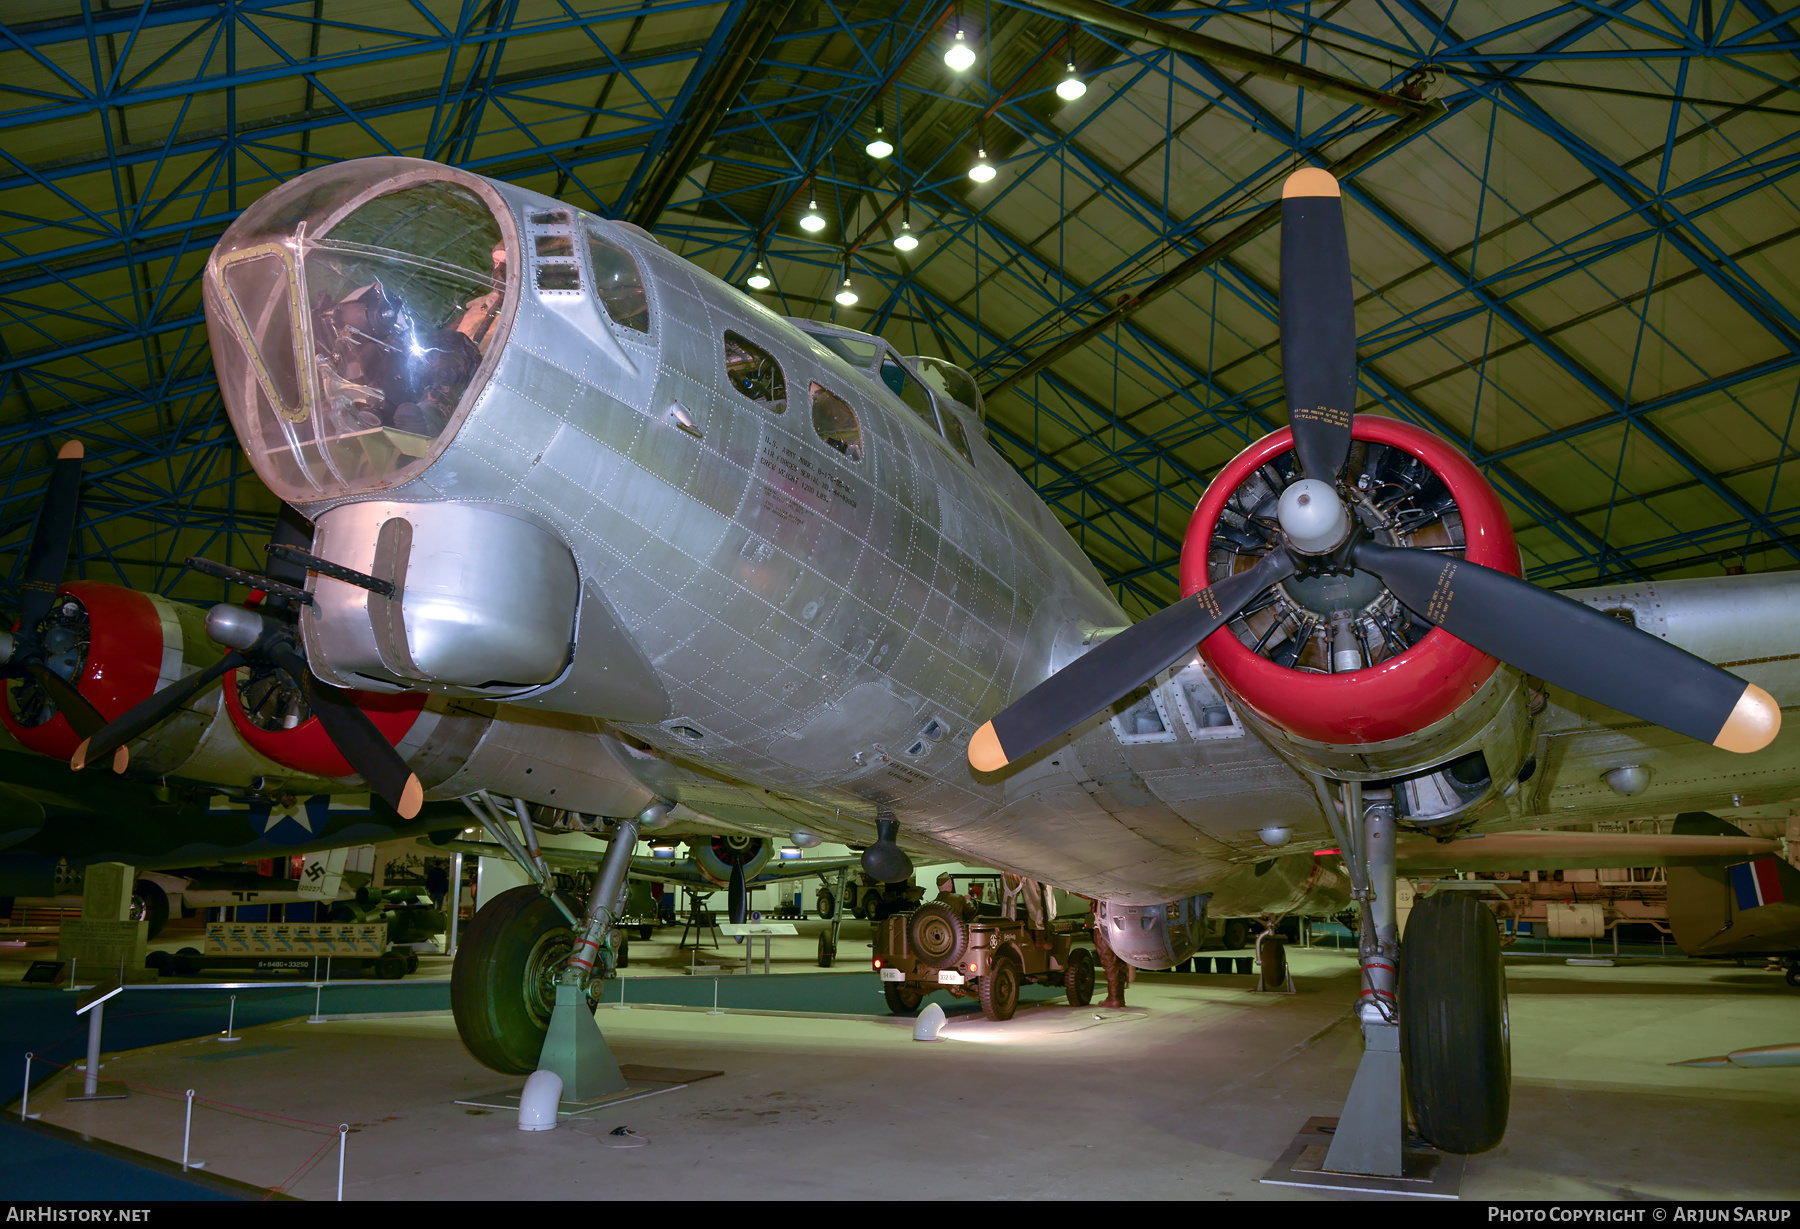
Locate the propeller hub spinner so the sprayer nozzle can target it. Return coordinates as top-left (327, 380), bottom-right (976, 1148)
top-left (206, 603), bottom-right (268, 652)
top-left (1277, 479), bottom-right (1351, 555)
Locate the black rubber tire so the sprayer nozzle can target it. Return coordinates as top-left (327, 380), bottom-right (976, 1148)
top-left (451, 885), bottom-right (581, 1075)
top-left (980, 953), bottom-right (1021, 1022)
top-left (405, 953), bottom-right (420, 975)
top-left (131, 881), bottom-right (169, 941)
top-left (1221, 918), bottom-right (1251, 951)
top-left (815, 888), bottom-right (836, 919)
top-left (908, 901), bottom-right (971, 969)
top-left (883, 983), bottom-right (924, 1016)
top-left (1785, 964), bottom-right (1799, 988)
top-left (867, 895), bottom-right (889, 924)
top-left (1401, 892), bottom-right (1511, 1155)
top-left (1259, 933), bottom-right (1287, 987)
top-left (373, 955), bottom-right (407, 980)
top-left (1064, 947), bottom-right (1096, 1007)
top-left (616, 937), bottom-right (631, 970)
top-left (637, 924), bottom-right (653, 941)
top-left (817, 930), bottom-right (836, 968)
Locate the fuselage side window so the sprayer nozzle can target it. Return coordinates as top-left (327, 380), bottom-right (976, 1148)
top-left (725, 331), bottom-right (787, 412)
top-left (880, 354), bottom-right (940, 433)
top-left (811, 382), bottom-right (862, 462)
top-left (585, 229), bottom-right (650, 334)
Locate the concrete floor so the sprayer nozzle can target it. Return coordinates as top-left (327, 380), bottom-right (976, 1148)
top-left (19, 946), bottom-right (1800, 1201)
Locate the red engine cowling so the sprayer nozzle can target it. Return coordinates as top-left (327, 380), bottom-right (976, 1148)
top-left (1179, 417), bottom-right (1520, 747)
top-left (222, 671), bottom-right (425, 780)
top-left (1, 581), bottom-right (166, 761)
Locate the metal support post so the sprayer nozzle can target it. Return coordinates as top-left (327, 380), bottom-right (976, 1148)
top-left (20, 1053), bottom-right (34, 1120)
top-left (181, 1090), bottom-right (203, 1170)
top-left (446, 851), bottom-right (464, 959)
top-left (68, 987), bottom-right (127, 1101)
top-left (336, 1123), bottom-right (347, 1200)
top-left (1323, 783), bottom-right (1405, 1178)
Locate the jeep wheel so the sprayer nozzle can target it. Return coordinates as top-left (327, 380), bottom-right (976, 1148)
top-left (980, 953), bottom-right (1022, 1022)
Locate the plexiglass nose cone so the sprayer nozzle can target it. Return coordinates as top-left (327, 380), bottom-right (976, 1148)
top-left (1277, 478), bottom-right (1350, 554)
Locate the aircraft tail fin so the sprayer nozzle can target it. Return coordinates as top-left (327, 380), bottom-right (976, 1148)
top-left (296, 847), bottom-right (353, 901)
top-left (1667, 813), bottom-right (1798, 957)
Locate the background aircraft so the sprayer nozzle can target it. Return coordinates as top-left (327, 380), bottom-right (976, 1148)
top-left (1667, 812), bottom-right (1799, 982)
top-left (64, 153), bottom-right (1800, 1157)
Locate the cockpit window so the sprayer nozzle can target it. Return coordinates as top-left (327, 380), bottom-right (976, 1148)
top-left (812, 332), bottom-right (881, 372)
top-left (881, 355), bottom-right (938, 432)
top-left (911, 355), bottom-right (986, 420)
top-left (939, 407), bottom-right (974, 463)
top-left (811, 382), bottom-right (862, 462)
top-left (725, 332), bottom-right (786, 412)
top-left (586, 229), bottom-right (650, 334)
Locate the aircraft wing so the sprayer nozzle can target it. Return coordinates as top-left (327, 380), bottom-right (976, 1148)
top-left (426, 838), bottom-right (859, 887)
top-left (1396, 830), bottom-right (1780, 874)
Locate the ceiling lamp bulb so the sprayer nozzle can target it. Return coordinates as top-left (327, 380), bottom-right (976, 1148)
top-left (865, 126), bottom-right (894, 159)
top-left (746, 261), bottom-right (771, 291)
top-left (800, 199), bottom-right (827, 233)
top-left (968, 149), bottom-right (996, 183)
top-left (1056, 64), bottom-right (1086, 101)
top-left (944, 29), bottom-right (976, 72)
top-left (835, 279), bottom-right (859, 307)
top-left (893, 222), bottom-right (919, 252)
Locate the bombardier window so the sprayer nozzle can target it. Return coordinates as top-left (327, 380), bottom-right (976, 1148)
top-left (811, 382), bottom-right (862, 462)
top-left (725, 331), bottom-right (786, 412)
top-left (586, 230), bottom-right (650, 334)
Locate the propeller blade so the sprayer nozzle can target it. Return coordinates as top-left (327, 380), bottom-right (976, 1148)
top-left (1280, 169), bottom-right (1356, 484)
top-left (1352, 541), bottom-right (1779, 753)
top-left (728, 861), bottom-right (748, 926)
top-left (72, 650), bottom-right (246, 772)
top-left (268, 644), bottom-right (423, 818)
top-left (17, 441), bottom-right (84, 633)
top-left (22, 661), bottom-right (107, 741)
top-left (969, 547), bottom-right (1298, 772)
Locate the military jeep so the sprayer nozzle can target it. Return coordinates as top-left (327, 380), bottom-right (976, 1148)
top-left (872, 897), bottom-right (1095, 1022)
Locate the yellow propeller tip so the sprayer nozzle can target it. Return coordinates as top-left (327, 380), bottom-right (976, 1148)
top-left (70, 739), bottom-right (88, 772)
top-left (398, 774), bottom-right (424, 819)
top-left (1281, 167), bottom-right (1340, 199)
top-left (57, 440), bottom-right (84, 461)
top-left (967, 722), bottom-right (1009, 773)
top-left (1713, 682), bottom-right (1780, 754)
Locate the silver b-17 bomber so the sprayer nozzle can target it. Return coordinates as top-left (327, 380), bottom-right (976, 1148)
top-left (55, 156), bottom-right (1794, 1158)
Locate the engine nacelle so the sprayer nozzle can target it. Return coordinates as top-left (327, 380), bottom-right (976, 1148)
top-left (1179, 418), bottom-right (1536, 815)
top-left (1096, 894), bottom-right (1209, 970)
top-left (689, 834), bottom-right (773, 886)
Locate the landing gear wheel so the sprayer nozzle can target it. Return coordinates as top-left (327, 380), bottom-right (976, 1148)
top-left (451, 885), bottom-right (585, 1075)
top-left (908, 901), bottom-right (971, 970)
top-left (1221, 918), bottom-right (1251, 951)
top-left (1400, 891), bottom-right (1510, 1154)
top-left (980, 954), bottom-right (1022, 1022)
top-left (816, 930), bottom-right (836, 968)
top-left (1258, 932), bottom-right (1287, 987)
top-left (815, 888), bottom-right (836, 919)
top-left (1064, 948), bottom-right (1096, 1007)
top-left (130, 881), bottom-right (169, 941)
top-left (883, 983), bottom-right (924, 1016)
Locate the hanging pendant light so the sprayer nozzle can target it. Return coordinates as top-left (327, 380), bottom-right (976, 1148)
top-left (1056, 63), bottom-right (1086, 100)
top-left (800, 199), bottom-right (827, 233)
top-left (944, 28), bottom-right (976, 71)
top-left (746, 260), bottom-right (771, 291)
top-left (968, 148), bottom-right (996, 183)
top-left (835, 278), bottom-right (859, 307)
top-left (866, 105), bottom-right (893, 159)
top-left (894, 222), bottom-right (919, 252)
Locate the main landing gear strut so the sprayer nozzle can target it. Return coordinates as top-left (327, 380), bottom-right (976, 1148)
top-left (1302, 779), bottom-right (1511, 1185)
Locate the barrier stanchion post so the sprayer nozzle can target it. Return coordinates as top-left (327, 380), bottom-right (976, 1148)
top-left (708, 978), bottom-right (722, 1015)
top-left (337, 1123), bottom-right (348, 1201)
top-left (181, 1089), bottom-right (204, 1171)
top-left (20, 1053), bottom-right (33, 1121)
